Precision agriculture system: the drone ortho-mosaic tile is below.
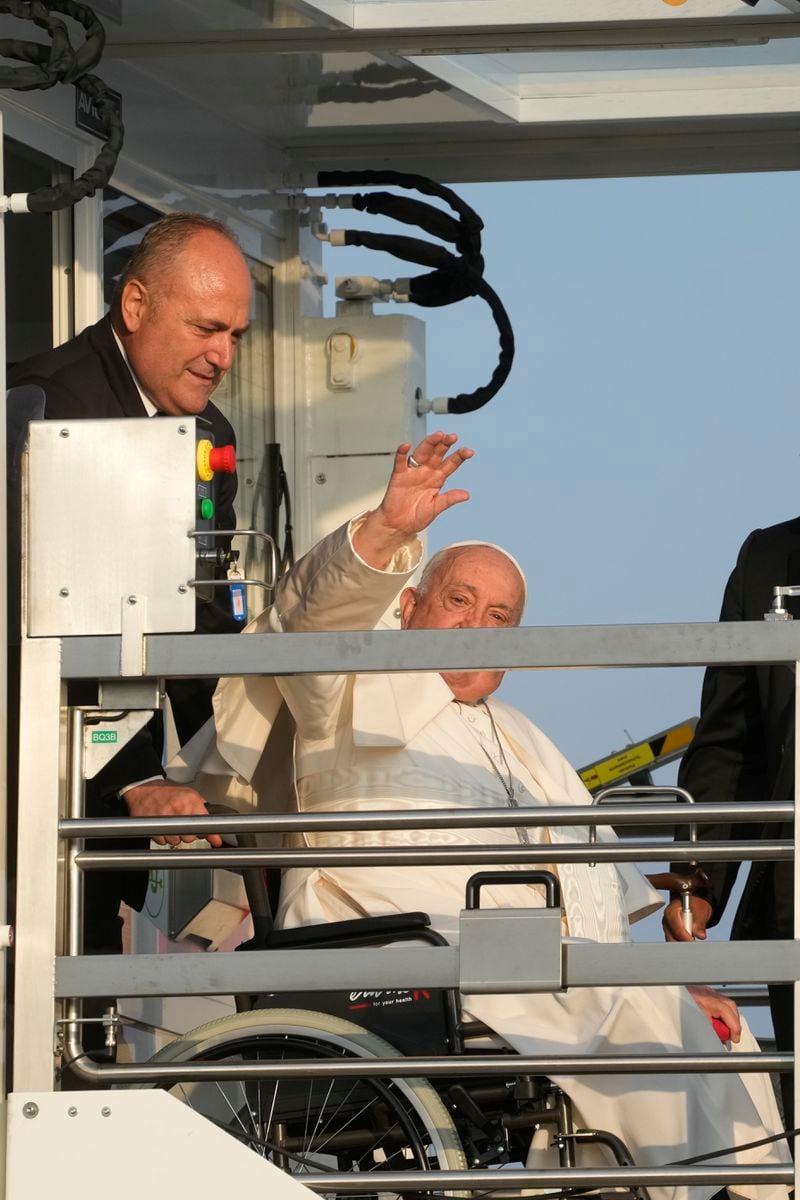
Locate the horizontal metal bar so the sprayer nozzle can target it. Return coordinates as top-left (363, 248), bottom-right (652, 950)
top-left (104, 16), bottom-right (800, 58)
top-left (720, 984), bottom-right (770, 1006)
top-left (58, 801), bottom-right (794, 839)
top-left (58, 622), bottom-right (800, 680)
top-left (56, 946), bottom-right (458, 997)
top-left (74, 839), bottom-right (790, 871)
top-left (566, 940), bottom-right (800, 987)
top-left (186, 577), bottom-right (271, 592)
top-left (298, 1165), bottom-right (793, 1192)
top-left (54, 940), bottom-right (800, 998)
top-left (57, 1051), bottom-right (792, 1085)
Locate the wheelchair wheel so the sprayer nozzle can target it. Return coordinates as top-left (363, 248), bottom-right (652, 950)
top-left (147, 1008), bottom-right (467, 1192)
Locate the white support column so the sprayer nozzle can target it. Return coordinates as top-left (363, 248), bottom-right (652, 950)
top-left (13, 637), bottom-right (64, 1092)
top-left (71, 146), bottom-right (103, 334)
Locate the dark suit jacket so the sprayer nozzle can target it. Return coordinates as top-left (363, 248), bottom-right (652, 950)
top-left (8, 315), bottom-right (240, 917)
top-left (677, 518), bottom-right (800, 939)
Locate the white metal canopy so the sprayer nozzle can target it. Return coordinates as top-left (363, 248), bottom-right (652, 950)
top-left (90, 0), bottom-right (800, 183)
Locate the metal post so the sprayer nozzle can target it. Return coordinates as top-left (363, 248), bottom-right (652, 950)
top-left (13, 637), bottom-right (63, 1091)
top-left (64, 710), bottom-right (85, 1063)
top-left (67, 710), bottom-right (84, 957)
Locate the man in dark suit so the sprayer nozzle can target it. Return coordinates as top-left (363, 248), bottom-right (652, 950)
top-left (8, 211), bottom-right (253, 954)
top-left (663, 520), bottom-right (800, 1124)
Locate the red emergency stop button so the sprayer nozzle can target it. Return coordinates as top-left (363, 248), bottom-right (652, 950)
top-left (209, 444), bottom-right (236, 474)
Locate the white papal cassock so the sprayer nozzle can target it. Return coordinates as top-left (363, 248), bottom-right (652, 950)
top-left (178, 518), bottom-right (790, 1200)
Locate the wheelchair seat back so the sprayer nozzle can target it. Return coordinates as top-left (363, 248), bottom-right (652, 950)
top-left (247, 985), bottom-right (453, 1056)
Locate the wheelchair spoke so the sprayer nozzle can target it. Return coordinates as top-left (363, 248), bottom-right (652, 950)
top-left (264, 1076), bottom-right (280, 1149)
top-left (306, 1089), bottom-right (386, 1161)
top-left (214, 1079), bottom-right (256, 1143)
top-left (298, 1077), bottom-right (365, 1164)
top-left (303, 1076), bottom-right (314, 1158)
top-left (353, 1116), bottom-right (407, 1170)
top-left (157, 1023), bottom-right (463, 1191)
top-left (303, 1075), bottom-right (337, 1168)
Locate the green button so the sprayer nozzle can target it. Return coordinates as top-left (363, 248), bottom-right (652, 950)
top-left (199, 498), bottom-right (215, 520)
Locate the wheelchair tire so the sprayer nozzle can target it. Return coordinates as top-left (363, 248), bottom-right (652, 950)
top-left (147, 1007), bottom-right (467, 1186)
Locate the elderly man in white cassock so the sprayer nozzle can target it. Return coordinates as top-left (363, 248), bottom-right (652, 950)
top-left (186, 432), bottom-right (789, 1200)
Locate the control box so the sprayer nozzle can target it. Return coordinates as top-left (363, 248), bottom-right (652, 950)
top-left (193, 431), bottom-right (237, 603)
top-left (24, 417), bottom-right (236, 637)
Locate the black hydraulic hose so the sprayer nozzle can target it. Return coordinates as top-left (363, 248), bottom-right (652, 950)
top-left (344, 227), bottom-right (477, 307)
top-left (0, 0), bottom-right (104, 87)
top-left (343, 227), bottom-right (514, 414)
top-left (446, 276), bottom-right (513, 414)
top-left (347, 201), bottom-right (484, 304)
top-left (319, 168), bottom-right (483, 258)
top-left (27, 74), bottom-right (122, 211)
top-left (350, 191), bottom-right (482, 268)
top-left (343, 227), bottom-right (480, 304)
top-left (318, 169), bottom-right (512, 412)
top-left (0, 1), bottom-right (123, 210)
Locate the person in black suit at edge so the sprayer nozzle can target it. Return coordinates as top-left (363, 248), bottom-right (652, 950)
top-left (663, 522), bottom-right (800, 1127)
top-left (9, 212), bottom-right (253, 964)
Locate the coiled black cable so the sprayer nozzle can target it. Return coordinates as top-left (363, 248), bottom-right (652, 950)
top-left (0, 1), bottom-right (123, 211)
top-left (318, 169), bottom-right (513, 414)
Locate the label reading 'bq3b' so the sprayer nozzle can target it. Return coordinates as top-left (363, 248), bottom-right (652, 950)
top-left (91, 731), bottom-right (118, 744)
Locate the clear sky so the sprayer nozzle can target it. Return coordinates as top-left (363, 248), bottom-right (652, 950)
top-left (324, 170), bottom-right (800, 769)
top-left (322, 169), bottom-right (800, 969)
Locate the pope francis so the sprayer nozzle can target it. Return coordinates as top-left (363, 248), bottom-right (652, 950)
top-left (185, 432), bottom-right (790, 1200)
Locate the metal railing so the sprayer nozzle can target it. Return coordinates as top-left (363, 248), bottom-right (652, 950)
top-left (13, 619), bottom-right (800, 1195)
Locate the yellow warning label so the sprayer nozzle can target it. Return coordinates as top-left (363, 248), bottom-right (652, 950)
top-left (578, 718), bottom-right (697, 792)
top-left (579, 743), bottom-right (655, 791)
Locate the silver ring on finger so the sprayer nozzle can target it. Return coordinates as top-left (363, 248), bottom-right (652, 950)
top-left (407, 453), bottom-right (421, 469)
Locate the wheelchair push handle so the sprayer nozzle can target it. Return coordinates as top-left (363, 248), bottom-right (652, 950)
top-left (465, 870), bottom-right (561, 911)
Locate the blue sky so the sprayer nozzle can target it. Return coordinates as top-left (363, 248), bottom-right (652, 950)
top-left (324, 171), bottom-right (800, 769)
top-left (321, 170), bottom-right (800, 967)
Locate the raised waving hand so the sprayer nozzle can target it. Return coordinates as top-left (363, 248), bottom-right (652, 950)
top-left (354, 432), bottom-right (473, 569)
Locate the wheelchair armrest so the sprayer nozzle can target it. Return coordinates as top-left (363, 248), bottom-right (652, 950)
top-left (264, 911), bottom-right (434, 950)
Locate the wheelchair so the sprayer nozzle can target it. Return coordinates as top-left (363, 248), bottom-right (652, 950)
top-left (145, 858), bottom-right (650, 1199)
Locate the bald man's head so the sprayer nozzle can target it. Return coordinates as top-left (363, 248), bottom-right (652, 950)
top-left (399, 543), bottom-right (526, 703)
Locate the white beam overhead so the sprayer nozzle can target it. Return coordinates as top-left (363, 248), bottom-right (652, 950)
top-left (294, 0), bottom-right (800, 126)
top-left (96, 0), bottom-right (800, 181)
top-left (407, 47), bottom-right (800, 124)
top-left (107, 2), bottom-right (800, 57)
top-left (307, 0), bottom-right (786, 28)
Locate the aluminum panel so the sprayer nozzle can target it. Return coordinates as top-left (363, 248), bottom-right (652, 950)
top-left (26, 418), bottom-right (196, 636)
top-left (460, 907), bottom-right (562, 993)
top-left (6, 1091), bottom-right (317, 1199)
